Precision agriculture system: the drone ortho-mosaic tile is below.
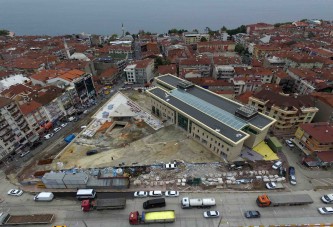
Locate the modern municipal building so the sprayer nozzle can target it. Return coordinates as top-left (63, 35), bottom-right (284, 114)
top-left (147, 74), bottom-right (276, 161)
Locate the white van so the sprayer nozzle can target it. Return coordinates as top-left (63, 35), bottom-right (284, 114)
top-left (34, 192), bottom-right (54, 201)
top-left (76, 189), bottom-right (96, 200)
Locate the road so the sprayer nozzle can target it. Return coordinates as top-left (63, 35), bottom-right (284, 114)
top-left (0, 178), bottom-right (332, 227)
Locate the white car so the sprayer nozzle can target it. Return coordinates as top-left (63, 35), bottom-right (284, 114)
top-left (53, 127), bottom-right (62, 133)
top-left (318, 207), bottom-right (333, 215)
top-left (321, 194), bottom-right (333, 204)
top-left (7, 189), bottom-right (23, 196)
top-left (61, 123), bottom-right (68, 128)
top-left (165, 162), bottom-right (177, 169)
top-left (203, 210), bottom-right (220, 218)
top-left (266, 182), bottom-right (276, 189)
top-left (20, 150), bottom-right (30, 157)
top-left (272, 161), bottom-right (282, 170)
top-left (149, 191), bottom-right (163, 197)
top-left (134, 191), bottom-right (148, 198)
top-left (165, 191), bottom-right (179, 197)
top-left (44, 133), bottom-right (54, 140)
top-left (289, 175), bottom-right (297, 185)
top-left (285, 139), bottom-right (295, 148)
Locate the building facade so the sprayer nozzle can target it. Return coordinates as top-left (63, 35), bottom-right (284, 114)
top-left (0, 97), bottom-right (39, 161)
top-left (147, 74), bottom-right (275, 161)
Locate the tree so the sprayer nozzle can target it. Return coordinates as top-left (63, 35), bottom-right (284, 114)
top-left (0, 30), bottom-right (9, 36)
top-left (192, 29), bottom-right (199, 33)
top-left (235, 43), bottom-right (246, 54)
top-left (168, 28), bottom-right (188, 35)
top-left (221, 26), bottom-right (227, 31)
top-left (125, 31), bottom-right (130, 35)
top-left (110, 34), bottom-right (118, 41)
top-left (200, 37), bottom-right (207, 42)
top-left (226, 25), bottom-right (246, 36)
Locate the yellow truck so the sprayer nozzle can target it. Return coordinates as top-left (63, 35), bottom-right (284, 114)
top-left (129, 210), bottom-right (175, 225)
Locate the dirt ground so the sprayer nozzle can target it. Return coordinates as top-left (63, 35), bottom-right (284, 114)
top-left (54, 125), bottom-right (220, 169)
top-left (48, 90), bottom-right (220, 169)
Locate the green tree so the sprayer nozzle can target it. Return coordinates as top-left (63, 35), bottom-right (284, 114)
top-left (221, 26), bottom-right (227, 31)
top-left (110, 34), bottom-right (118, 41)
top-left (125, 31), bottom-right (130, 35)
top-left (192, 29), bottom-right (199, 33)
top-left (235, 43), bottom-right (246, 54)
top-left (226, 25), bottom-right (246, 35)
top-left (200, 37), bottom-right (207, 42)
top-left (0, 30), bottom-right (9, 36)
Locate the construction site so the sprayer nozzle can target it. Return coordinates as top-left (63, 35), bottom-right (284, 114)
top-left (10, 89), bottom-right (283, 192)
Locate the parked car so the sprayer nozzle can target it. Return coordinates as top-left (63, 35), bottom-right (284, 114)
top-left (53, 127), bottom-right (62, 133)
top-left (86, 150), bottom-right (98, 156)
top-left (203, 210), bottom-right (220, 218)
top-left (244, 210), bottom-right (261, 218)
top-left (164, 162), bottom-right (177, 169)
top-left (61, 123), bottom-right (68, 128)
top-left (321, 194), bottom-right (333, 204)
top-left (318, 207), bottom-right (333, 215)
top-left (165, 191), bottom-right (179, 197)
top-left (44, 133), bottom-right (54, 140)
top-left (272, 161), bottom-right (282, 170)
top-left (266, 182), bottom-right (277, 189)
top-left (68, 116), bottom-right (76, 122)
top-left (285, 139), bottom-right (295, 148)
top-left (289, 175), bottom-right (297, 185)
top-left (149, 191), bottom-right (163, 197)
top-left (20, 150), bottom-right (30, 157)
top-left (278, 167), bottom-right (286, 177)
top-left (288, 166), bottom-right (295, 175)
top-left (7, 189), bottom-right (23, 196)
top-left (134, 191), bottom-right (148, 198)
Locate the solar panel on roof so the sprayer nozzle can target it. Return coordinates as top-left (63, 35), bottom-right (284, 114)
top-left (170, 89), bottom-right (247, 130)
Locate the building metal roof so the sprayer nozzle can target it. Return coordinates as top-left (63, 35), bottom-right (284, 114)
top-left (149, 87), bottom-right (248, 144)
top-left (157, 74), bottom-right (274, 130)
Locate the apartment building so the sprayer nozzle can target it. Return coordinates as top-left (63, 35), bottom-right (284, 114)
top-left (179, 57), bottom-right (212, 78)
top-left (0, 97), bottom-right (39, 161)
top-left (248, 90), bottom-right (318, 135)
top-left (183, 33), bottom-right (210, 45)
top-left (197, 40), bottom-right (235, 54)
top-left (286, 68), bottom-right (317, 95)
top-left (294, 123), bottom-right (333, 165)
top-left (124, 59), bottom-right (154, 84)
top-left (147, 74), bottom-right (275, 161)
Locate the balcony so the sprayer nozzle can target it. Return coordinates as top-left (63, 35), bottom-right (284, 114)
top-left (6, 103), bottom-right (16, 110)
top-left (14, 114), bottom-right (23, 121)
top-left (0, 122), bottom-right (9, 130)
top-left (3, 133), bottom-right (14, 142)
top-left (0, 128), bottom-right (10, 137)
top-left (0, 117), bottom-right (5, 124)
top-left (17, 118), bottom-right (25, 126)
top-left (9, 108), bottom-right (19, 116)
top-left (19, 122), bottom-right (28, 129)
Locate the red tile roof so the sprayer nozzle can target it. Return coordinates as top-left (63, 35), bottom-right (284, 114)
top-left (311, 92), bottom-right (333, 108)
top-left (19, 100), bottom-right (42, 115)
top-left (59, 69), bottom-right (85, 82)
top-left (158, 65), bottom-right (177, 75)
top-left (300, 123), bottom-right (333, 144)
top-left (317, 151), bottom-right (333, 163)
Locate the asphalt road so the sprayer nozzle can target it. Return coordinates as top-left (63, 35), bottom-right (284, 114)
top-left (0, 178), bottom-right (332, 227)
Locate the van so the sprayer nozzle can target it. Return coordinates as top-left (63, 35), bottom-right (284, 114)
top-left (76, 189), bottom-right (96, 200)
top-left (34, 192), bottom-right (54, 201)
top-left (143, 198), bottom-right (166, 209)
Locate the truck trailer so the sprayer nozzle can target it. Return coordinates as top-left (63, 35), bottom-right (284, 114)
top-left (181, 197), bottom-right (216, 208)
top-left (256, 194), bottom-right (313, 207)
top-left (129, 210), bottom-right (175, 225)
top-left (81, 198), bottom-right (126, 211)
top-left (0, 213), bottom-right (54, 225)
